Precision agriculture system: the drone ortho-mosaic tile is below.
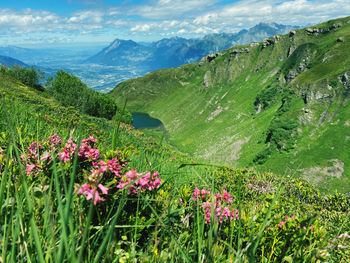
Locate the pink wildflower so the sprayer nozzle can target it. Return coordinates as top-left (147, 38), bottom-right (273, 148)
top-left (48, 133), bottom-right (62, 150)
top-left (60, 149), bottom-right (71, 163)
top-left (26, 164), bottom-right (36, 175)
top-left (85, 148), bottom-right (100, 161)
top-left (98, 184), bottom-right (109, 195)
top-left (117, 169), bottom-right (162, 195)
top-left (82, 136), bottom-right (97, 144)
top-left (291, 214), bottom-right (296, 219)
top-left (202, 201), bottom-right (212, 224)
top-left (60, 139), bottom-right (77, 162)
top-left (278, 221), bottom-right (286, 228)
top-left (86, 189), bottom-right (104, 205)
top-left (75, 183), bottom-right (107, 205)
top-left (222, 190), bottom-right (233, 203)
top-left (107, 158), bottom-right (122, 176)
top-left (40, 152), bottom-right (51, 161)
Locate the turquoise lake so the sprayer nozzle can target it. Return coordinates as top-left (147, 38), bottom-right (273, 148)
top-left (131, 113), bottom-right (163, 129)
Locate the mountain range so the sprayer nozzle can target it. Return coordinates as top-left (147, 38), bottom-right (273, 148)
top-left (87, 22), bottom-right (300, 71)
top-left (110, 16), bottom-right (350, 193)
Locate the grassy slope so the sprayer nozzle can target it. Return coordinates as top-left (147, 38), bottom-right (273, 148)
top-left (110, 16), bottom-right (350, 193)
top-left (1, 68), bottom-right (350, 262)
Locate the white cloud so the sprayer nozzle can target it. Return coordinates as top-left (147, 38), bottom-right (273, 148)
top-left (131, 24), bottom-right (152, 32)
top-left (126, 0), bottom-right (220, 19)
top-left (0, 0), bottom-right (350, 45)
top-left (193, 13), bottom-right (217, 25)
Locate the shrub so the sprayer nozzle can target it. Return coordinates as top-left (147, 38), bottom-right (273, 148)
top-left (47, 70), bottom-right (131, 123)
top-left (0, 65), bottom-right (44, 91)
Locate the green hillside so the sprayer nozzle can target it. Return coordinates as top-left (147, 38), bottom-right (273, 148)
top-left (0, 64), bottom-right (349, 261)
top-left (110, 16), bottom-right (350, 193)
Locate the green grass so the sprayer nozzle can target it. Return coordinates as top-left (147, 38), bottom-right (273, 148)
top-left (0, 72), bottom-right (350, 262)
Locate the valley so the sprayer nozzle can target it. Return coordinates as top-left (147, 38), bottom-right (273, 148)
top-left (110, 16), bottom-right (350, 193)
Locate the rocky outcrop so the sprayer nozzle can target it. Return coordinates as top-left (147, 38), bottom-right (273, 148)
top-left (199, 52), bottom-right (221, 66)
top-left (289, 30), bottom-right (297, 37)
top-left (305, 24), bottom-right (342, 35)
top-left (261, 35), bottom-right (281, 48)
top-left (262, 35), bottom-right (281, 49)
top-left (339, 72), bottom-right (350, 89)
top-left (203, 71), bottom-right (212, 88)
top-left (229, 48), bottom-right (250, 55)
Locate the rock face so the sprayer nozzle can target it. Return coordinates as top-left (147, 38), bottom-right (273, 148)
top-left (203, 71), bottom-right (212, 88)
top-left (262, 38), bottom-right (275, 48)
top-left (305, 24), bottom-right (342, 35)
top-left (289, 30), bottom-right (297, 37)
top-left (229, 48), bottom-right (250, 55)
top-left (261, 35), bottom-right (281, 48)
top-left (339, 71), bottom-right (350, 89)
top-left (199, 52), bottom-right (221, 66)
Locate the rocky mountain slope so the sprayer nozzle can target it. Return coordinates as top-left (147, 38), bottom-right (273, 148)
top-left (110, 16), bottom-right (350, 193)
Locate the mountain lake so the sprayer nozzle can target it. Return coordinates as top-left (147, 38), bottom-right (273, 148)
top-left (132, 112), bottom-right (163, 129)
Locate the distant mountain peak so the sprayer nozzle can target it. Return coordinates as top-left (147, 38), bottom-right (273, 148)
top-left (104, 39), bottom-right (139, 54)
top-left (87, 21), bottom-right (301, 70)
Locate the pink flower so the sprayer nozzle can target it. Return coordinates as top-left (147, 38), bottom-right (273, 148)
top-left (40, 152), bottom-right (51, 161)
top-left (60, 140), bottom-right (77, 162)
top-left (98, 184), bottom-right (109, 195)
top-left (86, 189), bottom-right (104, 205)
top-left (222, 190), bottom-right (233, 203)
top-left (291, 214), bottom-right (296, 219)
top-left (82, 136), bottom-right (97, 144)
top-left (215, 193), bottom-right (222, 201)
top-left (75, 183), bottom-right (106, 205)
top-left (200, 189), bottom-right (210, 198)
top-left (107, 158), bottom-right (122, 176)
top-left (117, 169), bottom-right (162, 195)
top-left (278, 221), bottom-right (286, 228)
top-left (26, 164), bottom-right (36, 175)
top-left (48, 133), bottom-right (62, 150)
top-left (60, 149), bottom-right (71, 163)
top-left (202, 201), bottom-right (212, 224)
top-left (193, 187), bottom-right (200, 199)
top-left (75, 183), bottom-right (91, 194)
top-left (285, 215), bottom-right (289, 221)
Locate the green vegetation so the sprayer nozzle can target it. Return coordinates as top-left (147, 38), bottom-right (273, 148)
top-left (0, 63), bottom-right (349, 262)
top-left (0, 64), bottom-right (44, 91)
top-left (110, 16), bottom-right (350, 193)
top-left (47, 70), bottom-right (132, 122)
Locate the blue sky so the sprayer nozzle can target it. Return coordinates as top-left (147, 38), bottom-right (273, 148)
top-left (0, 0), bottom-right (349, 47)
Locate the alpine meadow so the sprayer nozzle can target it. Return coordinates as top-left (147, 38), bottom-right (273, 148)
top-left (0, 3), bottom-right (349, 262)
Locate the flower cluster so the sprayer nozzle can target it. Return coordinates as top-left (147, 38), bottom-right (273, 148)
top-left (278, 214), bottom-right (296, 229)
top-left (192, 187), bottom-right (239, 224)
top-left (117, 168), bottom-right (162, 195)
top-left (22, 133), bottom-right (162, 205)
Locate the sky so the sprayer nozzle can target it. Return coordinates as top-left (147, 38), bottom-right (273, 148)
top-left (0, 0), bottom-right (350, 47)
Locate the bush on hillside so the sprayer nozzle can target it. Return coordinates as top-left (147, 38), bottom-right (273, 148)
top-left (47, 70), bottom-right (132, 123)
top-left (0, 65), bottom-right (44, 91)
top-left (254, 84), bottom-right (278, 110)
